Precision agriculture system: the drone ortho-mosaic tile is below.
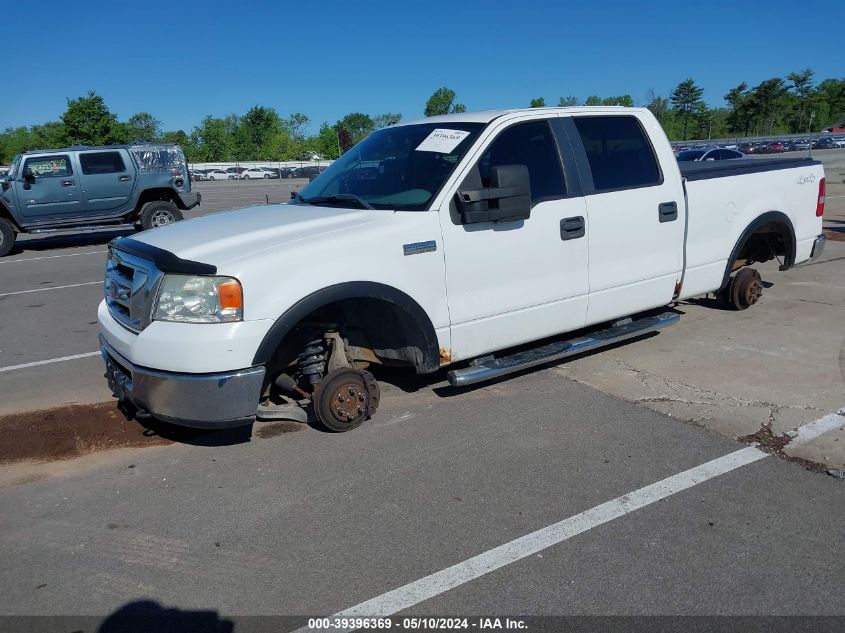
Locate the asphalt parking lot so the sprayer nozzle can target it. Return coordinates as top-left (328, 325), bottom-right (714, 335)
top-left (0, 156), bottom-right (843, 626)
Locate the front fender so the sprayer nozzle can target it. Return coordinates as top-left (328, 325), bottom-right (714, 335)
top-left (251, 281), bottom-right (441, 374)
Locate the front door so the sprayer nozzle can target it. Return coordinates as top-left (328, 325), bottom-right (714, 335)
top-left (77, 149), bottom-right (135, 214)
top-left (439, 117), bottom-right (589, 362)
top-left (16, 154), bottom-right (82, 221)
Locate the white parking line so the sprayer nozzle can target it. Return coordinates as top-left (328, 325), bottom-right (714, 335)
top-left (0, 281), bottom-right (102, 297)
top-left (298, 447), bottom-right (769, 631)
top-left (791, 409), bottom-right (845, 444)
top-left (0, 250), bottom-right (107, 264)
top-left (300, 407), bottom-right (845, 630)
top-left (0, 351), bottom-right (101, 374)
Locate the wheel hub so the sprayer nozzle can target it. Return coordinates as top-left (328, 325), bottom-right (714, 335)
top-left (330, 381), bottom-right (368, 424)
top-left (744, 278), bottom-right (763, 305)
top-left (151, 210), bottom-right (174, 227)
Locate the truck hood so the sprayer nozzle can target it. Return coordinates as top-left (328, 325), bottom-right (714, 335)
top-left (134, 203), bottom-right (386, 268)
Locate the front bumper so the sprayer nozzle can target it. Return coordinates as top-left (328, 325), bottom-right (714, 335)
top-left (178, 191), bottom-right (201, 210)
top-left (99, 335), bottom-right (265, 428)
top-left (810, 233), bottom-right (826, 261)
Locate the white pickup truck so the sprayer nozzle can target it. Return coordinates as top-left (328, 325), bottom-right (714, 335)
top-left (97, 107), bottom-right (826, 431)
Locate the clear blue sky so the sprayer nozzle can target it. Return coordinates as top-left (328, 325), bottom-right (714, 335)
top-left (4, 0), bottom-right (841, 134)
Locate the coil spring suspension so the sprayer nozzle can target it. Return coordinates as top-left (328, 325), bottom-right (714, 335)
top-left (298, 339), bottom-right (326, 385)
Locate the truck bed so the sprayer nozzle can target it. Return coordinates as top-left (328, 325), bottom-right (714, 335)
top-left (678, 157), bottom-right (819, 181)
top-left (678, 156), bottom-right (824, 301)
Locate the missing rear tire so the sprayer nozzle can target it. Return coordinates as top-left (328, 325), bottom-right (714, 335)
top-left (729, 268), bottom-right (763, 310)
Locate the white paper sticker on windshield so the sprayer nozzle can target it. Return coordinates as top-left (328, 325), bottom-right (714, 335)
top-left (415, 129), bottom-right (471, 153)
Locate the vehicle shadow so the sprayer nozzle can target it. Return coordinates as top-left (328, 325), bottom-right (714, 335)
top-left (97, 599), bottom-right (234, 633)
top-left (10, 229), bottom-right (134, 256)
top-left (679, 281), bottom-right (773, 311)
top-left (120, 403), bottom-right (255, 447)
top-left (375, 306), bottom-right (684, 399)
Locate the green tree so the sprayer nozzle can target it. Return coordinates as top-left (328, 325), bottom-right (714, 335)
top-left (336, 112), bottom-right (374, 143)
top-left (787, 69), bottom-right (815, 133)
top-left (60, 90), bottom-right (124, 145)
top-left (286, 113), bottom-right (310, 142)
top-left (126, 112), bottom-right (162, 142)
top-left (601, 95), bottom-right (634, 106)
top-left (373, 113), bottom-right (402, 129)
top-left (584, 95), bottom-right (602, 106)
top-left (424, 87), bottom-right (466, 116)
top-left (670, 79), bottom-right (704, 141)
top-left (558, 95), bottom-right (579, 107)
top-left (645, 90), bottom-right (670, 125)
top-left (161, 129), bottom-right (196, 160)
top-left (308, 122), bottom-right (340, 160)
top-left (234, 105), bottom-right (282, 160)
top-left (814, 78), bottom-right (845, 129)
top-left (192, 115), bottom-right (232, 161)
top-left (749, 78), bottom-right (787, 136)
top-left (530, 97), bottom-right (546, 108)
top-left (724, 82), bottom-right (749, 135)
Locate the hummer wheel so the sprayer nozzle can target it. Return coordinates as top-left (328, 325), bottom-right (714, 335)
top-left (0, 218), bottom-right (16, 257)
top-left (138, 201), bottom-right (184, 231)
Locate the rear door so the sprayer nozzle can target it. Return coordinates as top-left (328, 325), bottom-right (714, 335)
top-left (15, 154), bottom-right (82, 221)
top-left (77, 149), bottom-right (135, 214)
top-left (565, 113), bottom-right (685, 325)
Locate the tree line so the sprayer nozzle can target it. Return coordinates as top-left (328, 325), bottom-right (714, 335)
top-left (2, 73), bottom-right (843, 164)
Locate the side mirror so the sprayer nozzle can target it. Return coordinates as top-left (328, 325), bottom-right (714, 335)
top-left (23, 169), bottom-right (35, 190)
top-left (457, 164), bottom-right (531, 224)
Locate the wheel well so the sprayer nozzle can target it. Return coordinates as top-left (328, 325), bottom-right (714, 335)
top-left (0, 202), bottom-right (21, 231)
top-left (722, 211), bottom-right (795, 289)
top-left (133, 188), bottom-right (182, 216)
top-left (254, 283), bottom-right (441, 377)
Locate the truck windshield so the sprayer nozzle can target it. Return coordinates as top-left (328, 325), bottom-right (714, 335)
top-left (7, 156), bottom-right (20, 178)
top-left (295, 122), bottom-right (484, 211)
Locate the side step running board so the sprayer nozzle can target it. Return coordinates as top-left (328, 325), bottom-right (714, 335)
top-left (29, 224), bottom-right (135, 235)
top-left (447, 311), bottom-right (680, 387)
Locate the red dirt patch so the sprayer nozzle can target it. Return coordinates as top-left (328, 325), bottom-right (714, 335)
top-left (0, 402), bottom-right (172, 465)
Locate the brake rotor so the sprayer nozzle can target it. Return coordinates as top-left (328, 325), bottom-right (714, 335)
top-left (731, 268), bottom-right (763, 310)
top-left (312, 368), bottom-right (380, 432)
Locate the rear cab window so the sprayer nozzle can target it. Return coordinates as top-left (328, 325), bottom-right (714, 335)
top-left (571, 115), bottom-right (662, 191)
top-left (80, 151), bottom-right (127, 175)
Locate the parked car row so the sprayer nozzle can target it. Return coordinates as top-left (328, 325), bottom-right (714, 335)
top-left (188, 165), bottom-right (328, 181)
top-left (673, 135), bottom-right (845, 157)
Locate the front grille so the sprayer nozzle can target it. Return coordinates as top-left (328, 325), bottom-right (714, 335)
top-left (105, 247), bottom-right (163, 332)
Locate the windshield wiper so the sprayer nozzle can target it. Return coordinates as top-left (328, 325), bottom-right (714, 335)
top-left (302, 194), bottom-right (375, 210)
top-left (290, 191), bottom-right (310, 204)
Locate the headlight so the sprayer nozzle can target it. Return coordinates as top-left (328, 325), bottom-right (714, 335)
top-left (153, 275), bottom-right (243, 323)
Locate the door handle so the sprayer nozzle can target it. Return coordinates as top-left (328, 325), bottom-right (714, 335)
top-left (658, 201), bottom-right (678, 222)
top-left (118, 175), bottom-right (131, 182)
top-left (61, 180), bottom-right (75, 187)
top-left (560, 216), bottom-right (585, 240)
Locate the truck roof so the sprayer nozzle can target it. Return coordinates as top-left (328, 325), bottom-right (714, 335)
top-left (397, 106), bottom-right (648, 127)
top-left (20, 142), bottom-right (179, 155)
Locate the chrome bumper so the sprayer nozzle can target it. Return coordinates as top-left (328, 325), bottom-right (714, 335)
top-left (810, 233), bottom-right (826, 260)
top-left (99, 335), bottom-right (265, 428)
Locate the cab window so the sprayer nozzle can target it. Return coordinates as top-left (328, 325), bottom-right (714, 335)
top-left (573, 116), bottom-right (662, 191)
top-left (80, 151), bottom-right (126, 175)
top-left (477, 120), bottom-right (566, 203)
top-left (24, 155), bottom-right (72, 178)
